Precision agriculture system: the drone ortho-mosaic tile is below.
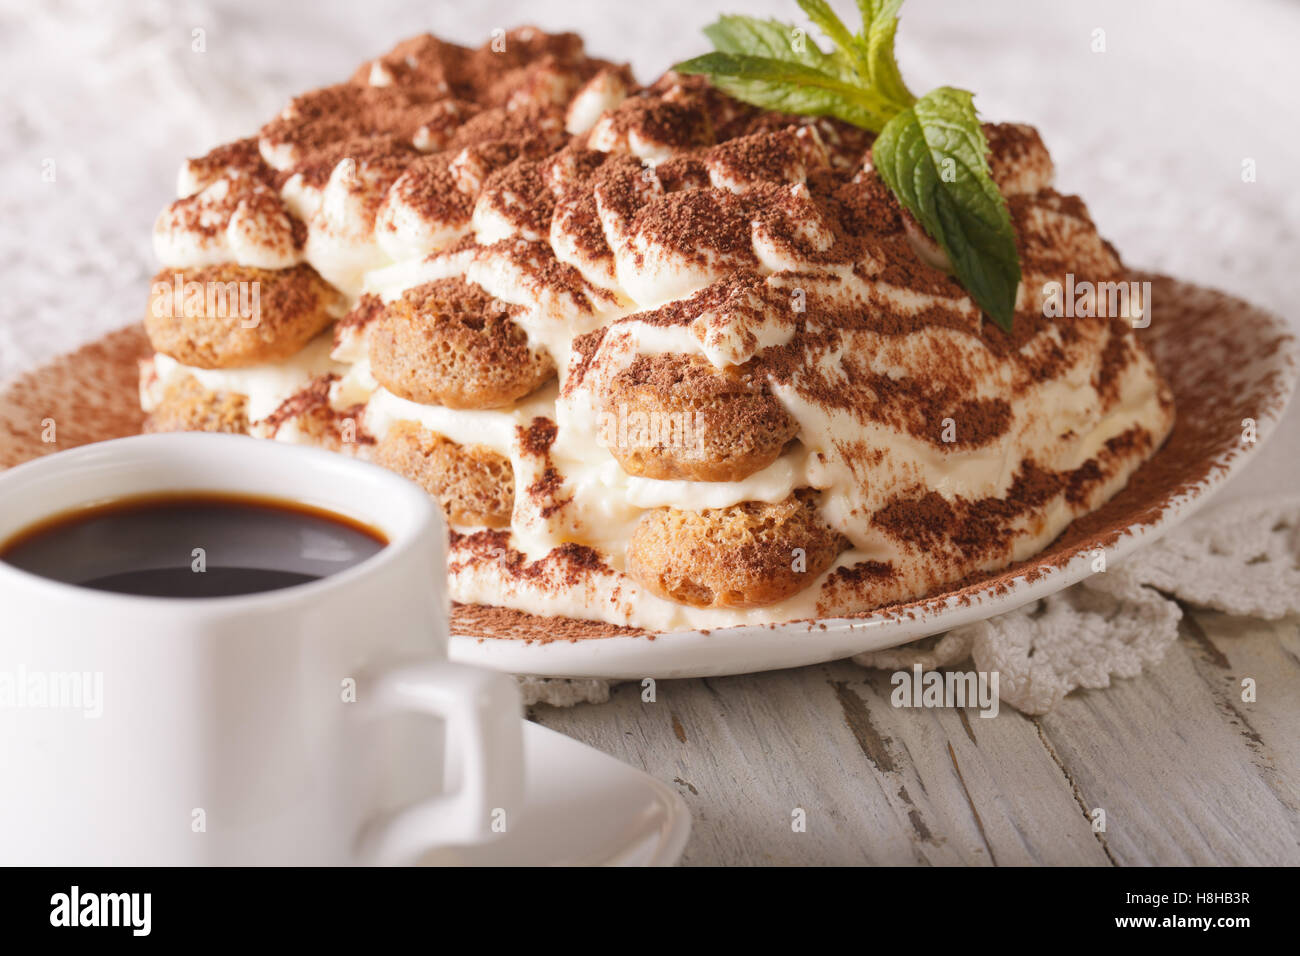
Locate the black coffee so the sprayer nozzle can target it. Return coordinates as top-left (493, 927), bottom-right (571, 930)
top-left (0, 493), bottom-right (387, 598)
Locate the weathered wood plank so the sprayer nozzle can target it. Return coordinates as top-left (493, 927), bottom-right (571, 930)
top-left (532, 659), bottom-right (1107, 866)
top-left (533, 614), bottom-right (1300, 865)
top-left (1037, 614), bottom-right (1300, 866)
top-left (1179, 609), bottom-right (1300, 814)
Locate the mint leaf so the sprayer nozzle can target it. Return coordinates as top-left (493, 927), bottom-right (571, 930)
top-left (857, 0), bottom-right (913, 106)
top-left (872, 87), bottom-right (1020, 331)
top-left (674, 51), bottom-right (898, 130)
top-left (678, 2), bottom-right (1022, 334)
top-left (703, 14), bottom-right (838, 72)
top-left (796, 0), bottom-right (868, 81)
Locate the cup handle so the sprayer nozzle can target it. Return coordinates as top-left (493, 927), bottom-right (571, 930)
top-left (355, 660), bottom-right (523, 865)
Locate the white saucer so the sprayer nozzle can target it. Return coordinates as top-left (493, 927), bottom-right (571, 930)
top-left (418, 721), bottom-right (690, 866)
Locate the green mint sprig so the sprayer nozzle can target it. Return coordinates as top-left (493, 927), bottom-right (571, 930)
top-left (675, 0), bottom-right (1021, 332)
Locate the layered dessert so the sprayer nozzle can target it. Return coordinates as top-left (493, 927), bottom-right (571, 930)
top-left (141, 28), bottom-right (1174, 631)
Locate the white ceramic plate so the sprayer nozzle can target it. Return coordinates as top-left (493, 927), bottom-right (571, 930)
top-left (447, 277), bottom-right (1298, 679)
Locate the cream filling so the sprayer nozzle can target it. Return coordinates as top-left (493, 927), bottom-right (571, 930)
top-left (374, 193), bottom-right (471, 261)
top-left (362, 382), bottom-right (557, 453)
top-left (283, 160), bottom-right (402, 297)
top-left (331, 355), bottom-right (379, 408)
top-left (147, 333), bottom-right (345, 423)
top-left (153, 176), bottom-right (304, 271)
top-left (565, 71), bottom-right (628, 136)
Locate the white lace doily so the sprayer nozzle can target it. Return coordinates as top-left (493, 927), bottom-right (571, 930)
top-left (523, 494), bottom-right (1300, 715)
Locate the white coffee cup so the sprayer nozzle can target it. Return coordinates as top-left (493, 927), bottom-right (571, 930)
top-left (0, 433), bottom-right (523, 865)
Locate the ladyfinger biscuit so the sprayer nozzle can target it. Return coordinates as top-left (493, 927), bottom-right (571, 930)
top-left (146, 263), bottom-right (342, 369)
top-left (626, 492), bottom-right (844, 608)
top-left (369, 279), bottom-right (555, 410)
top-left (601, 353), bottom-right (798, 482)
top-left (373, 420), bottom-right (515, 527)
top-left (142, 373), bottom-right (249, 435)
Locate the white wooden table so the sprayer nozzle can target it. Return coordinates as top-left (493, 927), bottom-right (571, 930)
top-left (530, 609), bottom-right (1300, 865)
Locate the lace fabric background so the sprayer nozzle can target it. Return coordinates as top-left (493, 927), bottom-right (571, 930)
top-left (2, 0), bottom-right (1296, 711)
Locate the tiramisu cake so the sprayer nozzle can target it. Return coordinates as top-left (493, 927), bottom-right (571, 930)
top-left (140, 28), bottom-right (1174, 631)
